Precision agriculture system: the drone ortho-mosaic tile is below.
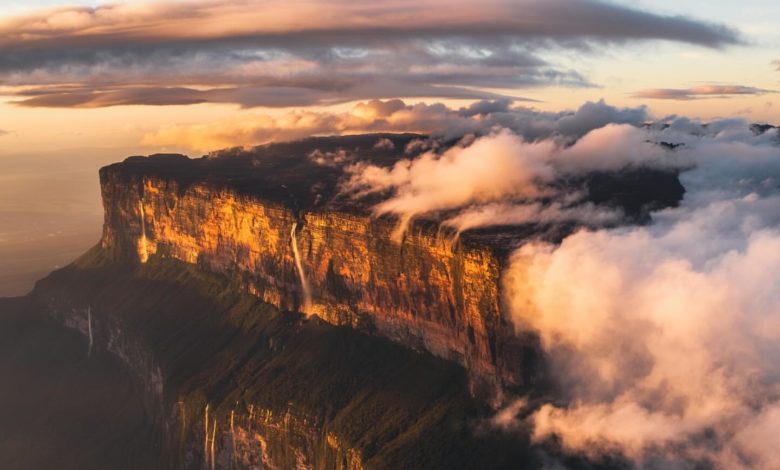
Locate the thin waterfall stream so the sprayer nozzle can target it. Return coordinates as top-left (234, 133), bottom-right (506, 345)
top-left (290, 222), bottom-right (313, 313)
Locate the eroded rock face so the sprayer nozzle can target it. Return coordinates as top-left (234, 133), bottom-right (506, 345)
top-left (202, 406), bottom-right (365, 470)
top-left (32, 280), bottom-right (367, 470)
top-left (28, 249), bottom-right (513, 469)
top-left (100, 171), bottom-right (510, 388)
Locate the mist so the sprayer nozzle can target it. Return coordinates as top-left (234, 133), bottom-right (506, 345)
top-left (0, 149), bottom-right (121, 296)
top-left (500, 120), bottom-right (780, 468)
top-left (343, 122), bottom-right (683, 240)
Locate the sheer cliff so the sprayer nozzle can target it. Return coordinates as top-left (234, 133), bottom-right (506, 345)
top-left (100, 170), bottom-right (511, 392)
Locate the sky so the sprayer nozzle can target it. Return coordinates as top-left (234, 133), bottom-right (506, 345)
top-left (0, 0), bottom-right (777, 295)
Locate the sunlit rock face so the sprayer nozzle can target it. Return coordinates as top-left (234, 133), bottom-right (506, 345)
top-left (100, 171), bottom-right (508, 387)
top-left (209, 406), bottom-right (364, 470)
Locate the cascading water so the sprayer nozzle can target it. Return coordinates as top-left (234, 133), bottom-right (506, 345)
top-left (290, 222), bottom-right (313, 314)
top-left (87, 306), bottom-right (94, 357)
top-left (138, 200), bottom-right (149, 263)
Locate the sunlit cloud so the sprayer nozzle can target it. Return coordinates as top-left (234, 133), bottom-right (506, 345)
top-left (142, 98), bottom-right (650, 152)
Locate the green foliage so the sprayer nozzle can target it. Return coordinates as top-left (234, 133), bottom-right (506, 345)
top-left (31, 249), bottom-right (541, 469)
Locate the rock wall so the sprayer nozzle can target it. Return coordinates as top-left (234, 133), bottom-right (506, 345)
top-left (190, 405), bottom-right (365, 470)
top-left (34, 282), bottom-right (366, 470)
top-left (100, 169), bottom-right (514, 387)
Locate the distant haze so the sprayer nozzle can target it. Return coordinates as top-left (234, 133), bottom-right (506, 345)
top-left (0, 150), bottom-right (123, 296)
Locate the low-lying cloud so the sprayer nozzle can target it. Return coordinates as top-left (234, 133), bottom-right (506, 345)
top-left (344, 130), bottom-right (557, 239)
top-left (497, 119), bottom-right (780, 468)
top-left (143, 98), bottom-right (650, 151)
top-left (443, 202), bottom-right (622, 234)
top-left (343, 120), bottom-right (678, 239)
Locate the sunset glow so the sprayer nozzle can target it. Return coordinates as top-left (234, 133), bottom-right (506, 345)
top-left (2, 2), bottom-right (780, 469)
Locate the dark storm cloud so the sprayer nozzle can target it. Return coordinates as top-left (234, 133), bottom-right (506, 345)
top-left (0, 0), bottom-right (742, 108)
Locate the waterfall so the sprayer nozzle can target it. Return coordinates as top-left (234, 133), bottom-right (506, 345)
top-left (210, 419), bottom-right (217, 470)
top-left (290, 222), bottom-right (313, 314)
top-left (87, 306), bottom-right (94, 357)
top-left (201, 408), bottom-right (217, 470)
top-left (138, 199), bottom-right (149, 263)
top-left (203, 405), bottom-right (210, 461)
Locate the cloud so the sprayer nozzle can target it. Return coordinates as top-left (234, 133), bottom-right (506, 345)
top-left (0, 0), bottom-right (741, 108)
top-left (499, 119), bottom-right (780, 468)
top-left (555, 99), bottom-right (649, 142)
top-left (342, 120), bottom-right (681, 240)
top-left (555, 123), bottom-right (672, 172)
top-left (634, 85), bottom-right (774, 100)
top-left (308, 148), bottom-right (352, 167)
top-left (143, 98), bottom-right (650, 151)
top-left (0, 1), bottom-right (740, 50)
top-left (373, 137), bottom-right (395, 150)
top-left (0, 129), bottom-right (9, 137)
top-left (773, 60), bottom-right (780, 71)
top-left (442, 202), bottom-right (622, 234)
top-left (344, 130), bottom-right (558, 239)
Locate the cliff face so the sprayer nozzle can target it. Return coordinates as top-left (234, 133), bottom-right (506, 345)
top-left (32, 260), bottom-right (370, 470)
top-left (100, 171), bottom-right (510, 388)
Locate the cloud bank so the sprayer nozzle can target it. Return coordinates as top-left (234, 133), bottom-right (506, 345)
top-left (143, 98), bottom-right (650, 151)
top-left (0, 0), bottom-right (741, 108)
top-left (344, 130), bottom-right (558, 239)
top-left (498, 119), bottom-right (780, 469)
top-left (342, 115), bottom-right (677, 239)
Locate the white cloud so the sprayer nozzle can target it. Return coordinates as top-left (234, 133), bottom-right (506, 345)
top-left (343, 120), bottom-right (682, 240)
top-left (499, 120), bottom-right (780, 469)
